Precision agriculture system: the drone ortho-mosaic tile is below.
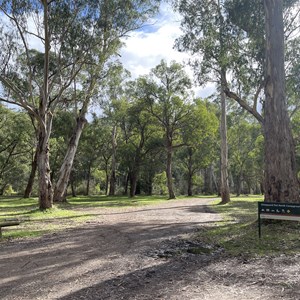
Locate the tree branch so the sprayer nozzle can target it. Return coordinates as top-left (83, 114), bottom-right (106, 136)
top-left (223, 87), bottom-right (264, 124)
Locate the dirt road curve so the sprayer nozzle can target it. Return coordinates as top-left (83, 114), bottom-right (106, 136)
top-left (0, 198), bottom-right (299, 300)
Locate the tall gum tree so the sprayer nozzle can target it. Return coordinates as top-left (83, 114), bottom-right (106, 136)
top-left (175, 0), bottom-right (300, 203)
top-left (53, 0), bottom-right (161, 202)
top-left (223, 0), bottom-right (300, 202)
top-left (139, 60), bottom-right (192, 199)
top-left (122, 81), bottom-right (162, 198)
top-left (177, 99), bottom-right (218, 196)
top-left (175, 0), bottom-right (232, 203)
top-left (0, 0), bottom-right (160, 208)
top-left (263, 0), bottom-right (299, 202)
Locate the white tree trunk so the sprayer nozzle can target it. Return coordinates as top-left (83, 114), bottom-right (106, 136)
top-left (37, 113), bottom-right (53, 210)
top-left (220, 82), bottom-right (230, 204)
top-left (108, 125), bottom-right (117, 196)
top-left (53, 116), bottom-right (87, 202)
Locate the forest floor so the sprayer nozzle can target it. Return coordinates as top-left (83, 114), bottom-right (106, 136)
top-left (0, 197), bottom-right (299, 300)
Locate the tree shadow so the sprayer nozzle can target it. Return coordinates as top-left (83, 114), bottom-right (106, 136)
top-left (0, 218), bottom-right (295, 300)
top-left (0, 198), bottom-right (298, 300)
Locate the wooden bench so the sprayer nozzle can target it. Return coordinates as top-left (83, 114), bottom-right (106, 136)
top-left (0, 221), bottom-right (20, 238)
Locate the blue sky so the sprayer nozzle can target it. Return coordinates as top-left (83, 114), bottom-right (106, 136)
top-left (0, 3), bottom-right (215, 100)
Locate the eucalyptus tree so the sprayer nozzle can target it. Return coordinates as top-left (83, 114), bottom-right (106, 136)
top-left (101, 65), bottom-right (132, 195)
top-left (0, 105), bottom-right (34, 194)
top-left (90, 118), bottom-right (113, 195)
top-left (103, 98), bottom-right (129, 195)
top-left (224, 0), bottom-right (300, 202)
top-left (175, 0), bottom-right (300, 202)
top-left (74, 115), bottom-right (112, 195)
top-left (0, 0), bottom-right (160, 209)
top-left (176, 99), bottom-right (218, 196)
top-left (228, 117), bottom-right (263, 196)
top-left (118, 81), bottom-right (163, 197)
top-left (50, 111), bottom-right (75, 182)
top-left (139, 60), bottom-right (192, 199)
top-left (175, 0), bottom-right (236, 203)
top-left (262, 0), bottom-right (299, 202)
top-left (224, 0), bottom-right (300, 120)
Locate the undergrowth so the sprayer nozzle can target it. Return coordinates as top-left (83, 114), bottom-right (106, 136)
top-left (200, 195), bottom-right (300, 257)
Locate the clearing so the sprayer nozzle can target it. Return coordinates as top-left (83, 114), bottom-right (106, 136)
top-left (0, 198), bottom-right (299, 300)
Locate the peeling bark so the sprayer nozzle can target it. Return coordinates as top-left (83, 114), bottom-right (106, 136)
top-left (263, 0), bottom-right (300, 203)
top-left (38, 123), bottom-right (53, 210)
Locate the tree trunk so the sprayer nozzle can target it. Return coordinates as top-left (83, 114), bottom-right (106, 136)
top-left (37, 2), bottom-right (53, 210)
top-left (109, 125), bottom-right (117, 196)
top-left (85, 163), bottom-right (91, 196)
top-left (129, 171), bottom-right (138, 198)
top-left (166, 142), bottom-right (176, 199)
top-left (187, 173), bottom-right (193, 196)
top-left (0, 183), bottom-right (8, 195)
top-left (187, 148), bottom-right (193, 196)
top-left (203, 165), bottom-right (214, 195)
top-left (236, 173), bottom-right (242, 197)
top-left (103, 159), bottom-right (110, 195)
top-left (105, 174), bottom-right (109, 195)
top-left (129, 153), bottom-right (141, 197)
top-left (260, 181), bottom-right (264, 195)
top-left (263, 0), bottom-right (300, 203)
top-left (38, 127), bottom-right (53, 210)
top-left (145, 172), bottom-right (153, 196)
top-left (217, 0), bottom-right (230, 204)
top-left (24, 146), bottom-right (38, 198)
top-left (123, 172), bottom-right (129, 196)
top-left (53, 116), bottom-right (87, 202)
top-left (71, 182), bottom-right (76, 197)
top-left (219, 82), bottom-right (230, 204)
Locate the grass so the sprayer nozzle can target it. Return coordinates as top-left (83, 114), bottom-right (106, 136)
top-left (66, 194), bottom-right (168, 208)
top-left (2, 194), bottom-right (299, 258)
top-left (0, 194), bottom-right (173, 240)
top-left (201, 195), bottom-right (300, 257)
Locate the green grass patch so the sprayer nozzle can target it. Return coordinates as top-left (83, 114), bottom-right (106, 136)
top-left (0, 194), bottom-right (183, 240)
top-left (202, 195), bottom-right (300, 257)
top-left (66, 194), bottom-right (168, 208)
top-left (0, 196), bottom-right (98, 240)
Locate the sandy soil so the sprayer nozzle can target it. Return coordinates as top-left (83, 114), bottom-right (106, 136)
top-left (0, 198), bottom-right (299, 300)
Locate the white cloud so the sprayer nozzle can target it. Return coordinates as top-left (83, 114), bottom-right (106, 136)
top-left (120, 3), bottom-right (215, 98)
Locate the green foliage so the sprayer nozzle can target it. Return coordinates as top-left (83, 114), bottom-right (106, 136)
top-left (175, 98), bottom-right (218, 195)
top-left (175, 0), bottom-right (244, 84)
top-left (3, 184), bottom-right (15, 196)
top-left (0, 106), bottom-right (34, 194)
top-left (153, 172), bottom-right (168, 195)
top-left (228, 117), bottom-right (263, 194)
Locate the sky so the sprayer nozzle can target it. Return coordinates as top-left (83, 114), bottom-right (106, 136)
top-left (120, 3), bottom-right (187, 78)
top-left (0, 2), bottom-right (215, 101)
top-left (120, 3), bottom-right (215, 98)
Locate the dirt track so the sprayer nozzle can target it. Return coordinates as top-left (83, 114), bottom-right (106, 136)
top-left (0, 198), bottom-right (299, 300)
